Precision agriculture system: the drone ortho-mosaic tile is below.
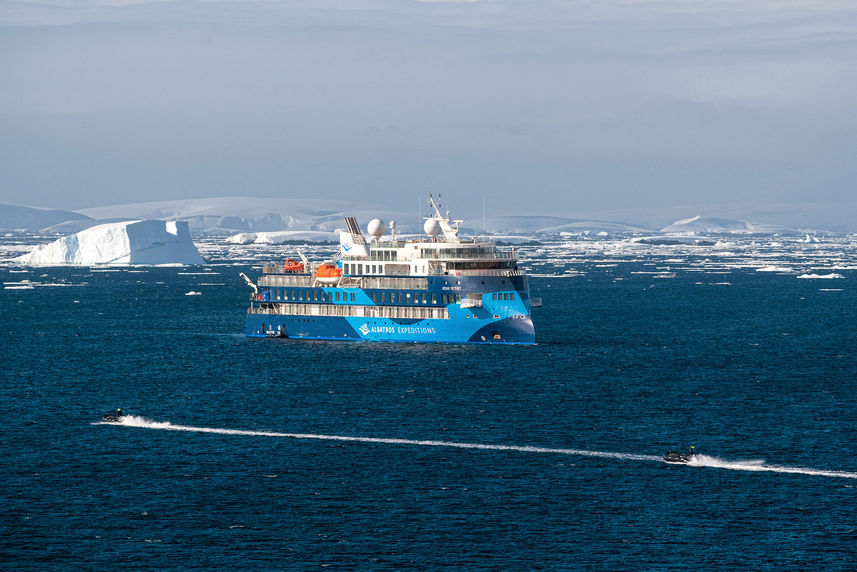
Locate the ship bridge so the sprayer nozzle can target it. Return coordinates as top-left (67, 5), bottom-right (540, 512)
top-left (340, 239), bottom-right (517, 277)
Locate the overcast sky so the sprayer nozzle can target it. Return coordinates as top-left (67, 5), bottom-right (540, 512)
top-left (1, 0), bottom-right (855, 225)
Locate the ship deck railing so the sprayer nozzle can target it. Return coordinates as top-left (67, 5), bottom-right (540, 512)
top-left (259, 274), bottom-right (429, 290)
top-left (342, 251), bottom-right (517, 263)
top-left (249, 302), bottom-right (450, 320)
top-left (257, 269), bottom-right (525, 288)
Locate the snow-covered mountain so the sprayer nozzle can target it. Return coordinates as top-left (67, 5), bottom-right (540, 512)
top-left (77, 197), bottom-right (415, 234)
top-left (660, 215), bottom-right (789, 235)
top-left (53, 198), bottom-right (659, 235)
top-left (225, 230), bottom-right (338, 244)
top-left (471, 215), bottom-right (650, 235)
top-left (0, 203), bottom-right (92, 231)
top-left (0, 198), bottom-right (825, 237)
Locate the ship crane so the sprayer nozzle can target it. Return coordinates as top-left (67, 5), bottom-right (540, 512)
top-left (297, 250), bottom-right (311, 271)
top-left (239, 272), bottom-right (257, 294)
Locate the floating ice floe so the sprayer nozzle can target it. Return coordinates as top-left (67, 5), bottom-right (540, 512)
top-left (4, 279), bottom-right (84, 289)
top-left (797, 273), bottom-right (844, 279)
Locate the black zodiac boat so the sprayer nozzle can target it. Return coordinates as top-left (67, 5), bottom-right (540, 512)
top-left (664, 451), bottom-right (693, 464)
top-left (102, 411), bottom-right (124, 423)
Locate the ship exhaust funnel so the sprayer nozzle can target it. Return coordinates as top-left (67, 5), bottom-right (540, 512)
top-left (344, 217), bottom-right (366, 245)
top-left (340, 217), bottom-right (369, 258)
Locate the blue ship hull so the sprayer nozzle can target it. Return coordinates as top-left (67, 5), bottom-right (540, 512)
top-left (246, 274), bottom-right (536, 344)
top-left (246, 313), bottom-right (535, 344)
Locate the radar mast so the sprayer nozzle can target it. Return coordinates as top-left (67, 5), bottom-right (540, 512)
top-left (427, 193), bottom-right (463, 243)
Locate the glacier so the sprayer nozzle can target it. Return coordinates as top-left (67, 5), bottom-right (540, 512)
top-left (660, 215), bottom-right (787, 235)
top-left (0, 203), bottom-right (92, 231)
top-left (15, 220), bottom-right (205, 266)
top-left (1, 198), bottom-right (847, 238)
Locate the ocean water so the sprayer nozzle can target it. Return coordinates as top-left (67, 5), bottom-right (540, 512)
top-left (3, 242), bottom-right (857, 569)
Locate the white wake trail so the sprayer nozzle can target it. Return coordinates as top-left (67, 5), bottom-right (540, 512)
top-left (105, 416), bottom-right (660, 462)
top-left (99, 417), bottom-right (857, 479)
top-left (688, 454), bottom-right (857, 480)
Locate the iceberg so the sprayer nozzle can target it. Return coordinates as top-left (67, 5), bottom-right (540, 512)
top-left (15, 220), bottom-right (205, 266)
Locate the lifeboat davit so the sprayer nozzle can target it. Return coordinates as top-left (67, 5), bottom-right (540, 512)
top-left (315, 264), bottom-right (342, 284)
top-left (284, 259), bottom-right (305, 273)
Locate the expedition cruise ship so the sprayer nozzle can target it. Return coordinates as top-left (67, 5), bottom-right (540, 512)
top-left (243, 196), bottom-right (536, 344)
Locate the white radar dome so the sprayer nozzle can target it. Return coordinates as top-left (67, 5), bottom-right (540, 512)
top-left (424, 218), bottom-right (441, 237)
top-left (367, 218), bottom-right (386, 239)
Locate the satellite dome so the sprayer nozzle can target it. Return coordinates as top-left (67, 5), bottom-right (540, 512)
top-left (367, 218), bottom-right (386, 239)
top-left (424, 218), bottom-right (441, 237)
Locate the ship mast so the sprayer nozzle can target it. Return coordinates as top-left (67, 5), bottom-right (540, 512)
top-left (427, 193), bottom-right (463, 243)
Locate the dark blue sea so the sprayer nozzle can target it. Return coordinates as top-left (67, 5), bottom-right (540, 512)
top-left (3, 249), bottom-right (857, 569)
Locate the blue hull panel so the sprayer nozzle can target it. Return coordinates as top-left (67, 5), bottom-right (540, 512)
top-left (246, 313), bottom-right (535, 344)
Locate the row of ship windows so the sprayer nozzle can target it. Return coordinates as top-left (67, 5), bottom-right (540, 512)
top-left (272, 289), bottom-right (463, 305)
top-left (345, 263), bottom-right (377, 275)
top-left (259, 275), bottom-right (426, 290)
top-left (273, 289), bottom-right (351, 302)
top-left (342, 263), bottom-right (427, 275)
top-left (254, 303), bottom-right (450, 320)
top-left (418, 247), bottom-right (495, 259)
top-left (492, 293), bottom-right (516, 301)
top-left (359, 247), bottom-right (499, 261)
top-left (342, 261), bottom-right (511, 274)
top-left (363, 250), bottom-right (398, 261)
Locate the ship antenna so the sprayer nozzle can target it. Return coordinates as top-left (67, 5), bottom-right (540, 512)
top-left (482, 192), bottom-right (486, 237)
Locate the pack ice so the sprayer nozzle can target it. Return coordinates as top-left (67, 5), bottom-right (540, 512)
top-left (15, 220), bottom-right (205, 265)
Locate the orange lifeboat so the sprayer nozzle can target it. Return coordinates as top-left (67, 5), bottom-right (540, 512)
top-left (284, 259), bottom-right (305, 273)
top-left (315, 264), bottom-right (342, 284)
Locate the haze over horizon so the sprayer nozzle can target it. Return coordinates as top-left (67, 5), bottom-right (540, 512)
top-left (1, 0), bottom-right (855, 227)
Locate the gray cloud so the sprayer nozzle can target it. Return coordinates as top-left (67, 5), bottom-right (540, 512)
top-left (1, 0), bottom-right (855, 225)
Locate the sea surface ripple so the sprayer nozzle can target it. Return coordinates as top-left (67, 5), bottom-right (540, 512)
top-left (3, 242), bottom-right (857, 569)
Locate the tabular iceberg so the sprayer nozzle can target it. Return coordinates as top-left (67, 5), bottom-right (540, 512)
top-left (15, 220), bottom-right (205, 265)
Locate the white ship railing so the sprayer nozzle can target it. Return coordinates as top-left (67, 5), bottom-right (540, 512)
top-left (249, 302), bottom-right (450, 320)
top-left (343, 251), bottom-right (517, 262)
